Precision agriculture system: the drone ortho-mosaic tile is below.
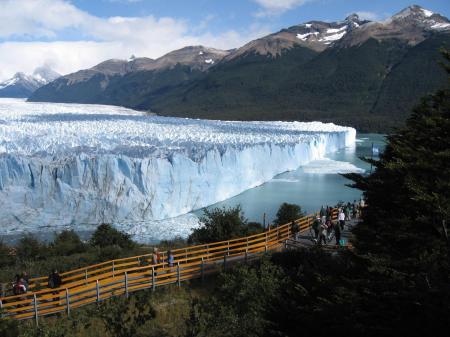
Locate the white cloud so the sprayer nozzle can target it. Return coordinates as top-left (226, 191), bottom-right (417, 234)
top-left (354, 11), bottom-right (382, 21)
top-left (252, 0), bottom-right (311, 17)
top-left (0, 0), bottom-right (269, 81)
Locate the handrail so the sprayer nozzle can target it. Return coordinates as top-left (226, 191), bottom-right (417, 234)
top-left (0, 208), bottom-right (339, 322)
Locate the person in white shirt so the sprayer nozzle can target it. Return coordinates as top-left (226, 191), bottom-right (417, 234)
top-left (338, 208), bottom-right (345, 230)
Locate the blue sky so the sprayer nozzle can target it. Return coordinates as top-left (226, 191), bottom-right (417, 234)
top-left (0, 0), bottom-right (449, 81)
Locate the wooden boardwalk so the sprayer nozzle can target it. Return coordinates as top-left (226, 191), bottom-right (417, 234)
top-left (0, 209), bottom-right (357, 324)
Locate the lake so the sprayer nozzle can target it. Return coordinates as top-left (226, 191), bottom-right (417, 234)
top-left (195, 133), bottom-right (385, 225)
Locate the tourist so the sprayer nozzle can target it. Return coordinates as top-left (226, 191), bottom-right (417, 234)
top-left (345, 202), bottom-right (351, 220)
top-left (334, 219), bottom-right (342, 246)
top-left (21, 271), bottom-right (29, 291)
top-left (12, 274), bottom-right (26, 295)
top-left (48, 269), bottom-right (62, 289)
top-left (319, 205), bottom-right (325, 218)
top-left (318, 221), bottom-right (328, 246)
top-left (326, 206), bottom-right (332, 221)
top-left (48, 269), bottom-right (62, 303)
top-left (338, 208), bottom-right (345, 230)
top-left (326, 218), bottom-right (333, 242)
top-left (152, 248), bottom-right (159, 265)
top-left (168, 250), bottom-right (175, 268)
top-left (312, 216), bottom-right (321, 242)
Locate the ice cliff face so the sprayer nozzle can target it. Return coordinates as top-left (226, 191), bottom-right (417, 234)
top-left (0, 99), bottom-right (355, 237)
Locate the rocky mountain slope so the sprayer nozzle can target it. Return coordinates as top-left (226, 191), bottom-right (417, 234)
top-left (29, 5), bottom-right (450, 132)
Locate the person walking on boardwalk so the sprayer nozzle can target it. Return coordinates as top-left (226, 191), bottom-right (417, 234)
top-left (317, 221), bottom-right (328, 246)
top-left (168, 250), bottom-right (175, 268)
top-left (312, 216), bottom-right (321, 242)
top-left (48, 269), bottom-right (62, 303)
top-left (326, 206), bottom-right (332, 221)
top-left (338, 208), bottom-right (345, 230)
top-left (13, 274), bottom-right (26, 295)
top-left (334, 219), bottom-right (342, 246)
top-left (21, 271), bottom-right (29, 291)
top-left (152, 248), bottom-right (159, 264)
top-left (320, 205), bottom-right (325, 218)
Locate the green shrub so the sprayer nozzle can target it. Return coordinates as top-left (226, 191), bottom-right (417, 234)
top-left (51, 230), bottom-right (87, 256)
top-left (90, 224), bottom-right (135, 250)
top-left (188, 206), bottom-right (263, 244)
top-left (16, 236), bottom-right (46, 261)
top-left (273, 203), bottom-right (304, 226)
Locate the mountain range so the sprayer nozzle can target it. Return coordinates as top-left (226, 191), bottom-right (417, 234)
top-left (28, 5), bottom-right (450, 132)
top-left (0, 66), bottom-right (60, 98)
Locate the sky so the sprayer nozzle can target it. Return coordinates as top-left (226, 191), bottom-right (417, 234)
top-left (0, 0), bottom-right (449, 81)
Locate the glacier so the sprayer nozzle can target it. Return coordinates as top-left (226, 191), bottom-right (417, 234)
top-left (0, 98), bottom-right (356, 240)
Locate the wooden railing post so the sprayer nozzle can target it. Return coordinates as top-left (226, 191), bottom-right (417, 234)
top-left (201, 257), bottom-right (205, 282)
top-left (96, 280), bottom-right (100, 304)
top-left (0, 299), bottom-right (3, 318)
top-left (65, 288), bottom-right (70, 317)
top-left (152, 267), bottom-right (156, 291)
top-left (125, 272), bottom-right (129, 298)
top-left (177, 262), bottom-right (181, 287)
top-left (245, 248), bottom-right (248, 264)
top-left (227, 241), bottom-right (230, 256)
top-left (112, 261), bottom-right (115, 277)
top-left (33, 293), bottom-right (39, 326)
top-left (85, 269), bottom-right (88, 285)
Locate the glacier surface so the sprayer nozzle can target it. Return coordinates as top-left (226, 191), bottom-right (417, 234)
top-left (0, 98), bottom-right (356, 240)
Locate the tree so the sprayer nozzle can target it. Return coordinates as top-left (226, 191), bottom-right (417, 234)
top-left (273, 203), bottom-right (304, 227)
top-left (188, 206), bottom-right (262, 244)
top-left (16, 235), bottom-right (45, 261)
top-left (90, 224), bottom-right (135, 250)
top-left (51, 230), bottom-right (86, 256)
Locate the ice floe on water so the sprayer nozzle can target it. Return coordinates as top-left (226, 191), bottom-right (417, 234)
top-left (0, 98), bottom-right (356, 242)
top-left (301, 158), bottom-right (365, 174)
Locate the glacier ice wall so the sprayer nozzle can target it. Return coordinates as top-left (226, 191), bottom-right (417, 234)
top-left (0, 98), bottom-right (356, 237)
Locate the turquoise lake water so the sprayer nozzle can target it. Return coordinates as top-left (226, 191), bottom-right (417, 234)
top-left (195, 133), bottom-right (385, 224)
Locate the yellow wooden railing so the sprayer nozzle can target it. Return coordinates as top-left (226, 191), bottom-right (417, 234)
top-left (0, 209), bottom-right (338, 323)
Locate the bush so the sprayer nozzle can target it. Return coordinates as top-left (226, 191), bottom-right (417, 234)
top-left (188, 206), bottom-right (262, 244)
top-left (98, 291), bottom-right (156, 337)
top-left (16, 235), bottom-right (46, 261)
top-left (51, 230), bottom-right (87, 256)
top-left (90, 224), bottom-right (135, 250)
top-left (273, 203), bottom-right (304, 227)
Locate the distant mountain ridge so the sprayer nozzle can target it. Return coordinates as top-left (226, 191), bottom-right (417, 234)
top-left (29, 5), bottom-right (450, 132)
top-left (0, 66), bottom-right (60, 98)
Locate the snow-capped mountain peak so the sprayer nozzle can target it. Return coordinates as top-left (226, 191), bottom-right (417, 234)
top-left (294, 14), bottom-right (367, 46)
top-left (0, 67), bottom-right (60, 98)
top-left (388, 5), bottom-right (450, 31)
